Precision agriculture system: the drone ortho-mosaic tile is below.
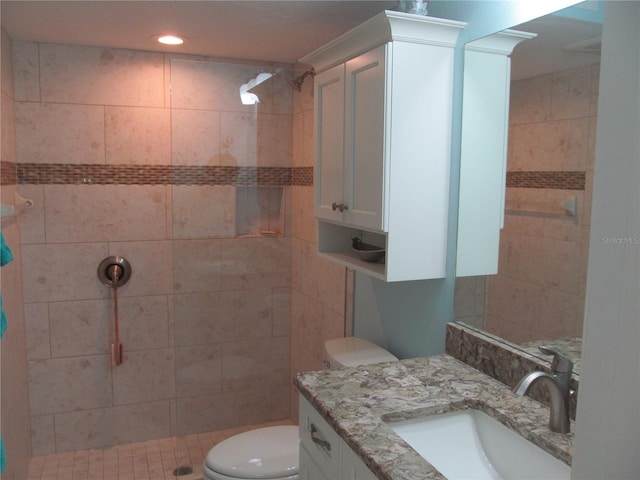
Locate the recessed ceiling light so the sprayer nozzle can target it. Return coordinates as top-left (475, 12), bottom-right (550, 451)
top-left (156, 35), bottom-right (186, 46)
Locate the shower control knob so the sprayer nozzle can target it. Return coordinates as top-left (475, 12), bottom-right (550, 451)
top-left (97, 256), bottom-right (132, 288)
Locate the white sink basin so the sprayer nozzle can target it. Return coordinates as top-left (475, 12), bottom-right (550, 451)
top-left (389, 409), bottom-right (570, 480)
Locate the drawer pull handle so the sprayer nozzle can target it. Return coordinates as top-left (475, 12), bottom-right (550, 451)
top-left (310, 423), bottom-right (331, 452)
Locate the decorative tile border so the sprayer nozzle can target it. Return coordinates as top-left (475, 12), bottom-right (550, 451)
top-left (292, 166), bottom-right (313, 186)
top-left (13, 163), bottom-right (313, 187)
top-left (1, 161), bottom-right (18, 185)
top-left (507, 171), bottom-right (585, 190)
top-left (7, 163), bottom-right (586, 190)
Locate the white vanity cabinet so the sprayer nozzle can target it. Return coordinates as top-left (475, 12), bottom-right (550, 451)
top-left (299, 396), bottom-right (377, 480)
top-left (456, 29), bottom-right (535, 277)
top-left (302, 11), bottom-right (465, 282)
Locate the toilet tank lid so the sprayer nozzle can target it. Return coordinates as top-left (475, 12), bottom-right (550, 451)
top-left (205, 425), bottom-right (298, 478)
top-left (325, 337), bottom-right (398, 367)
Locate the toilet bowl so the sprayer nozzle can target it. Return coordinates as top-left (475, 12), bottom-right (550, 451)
top-left (202, 337), bottom-right (397, 480)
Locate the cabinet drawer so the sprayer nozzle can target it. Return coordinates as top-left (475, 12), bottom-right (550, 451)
top-left (299, 396), bottom-right (341, 479)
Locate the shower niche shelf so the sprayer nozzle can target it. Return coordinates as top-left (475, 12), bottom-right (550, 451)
top-left (235, 186), bottom-right (286, 238)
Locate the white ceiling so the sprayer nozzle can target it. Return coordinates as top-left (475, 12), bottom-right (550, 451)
top-left (0, 1), bottom-right (398, 65)
top-left (1, 1), bottom-right (601, 78)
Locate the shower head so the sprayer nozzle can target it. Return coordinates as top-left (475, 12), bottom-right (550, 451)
top-left (289, 69), bottom-right (315, 92)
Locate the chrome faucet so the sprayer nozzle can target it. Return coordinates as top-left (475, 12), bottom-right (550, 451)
top-left (513, 345), bottom-right (573, 434)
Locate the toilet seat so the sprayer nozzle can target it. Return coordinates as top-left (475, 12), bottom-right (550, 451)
top-left (203, 425), bottom-right (299, 479)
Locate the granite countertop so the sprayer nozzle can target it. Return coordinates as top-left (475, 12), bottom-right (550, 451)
top-left (294, 354), bottom-right (573, 480)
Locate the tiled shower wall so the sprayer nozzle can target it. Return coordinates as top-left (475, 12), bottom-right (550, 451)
top-left (289, 73), bottom-right (350, 422)
top-left (13, 41), bottom-right (298, 455)
top-left (479, 64), bottom-right (599, 344)
top-left (1, 28), bottom-right (32, 480)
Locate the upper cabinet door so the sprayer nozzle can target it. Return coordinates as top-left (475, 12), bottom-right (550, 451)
top-left (344, 45), bottom-right (386, 231)
top-left (315, 63), bottom-right (345, 222)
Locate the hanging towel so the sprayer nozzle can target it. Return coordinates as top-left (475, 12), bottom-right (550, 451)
top-left (0, 232), bottom-right (13, 266)
top-left (0, 232), bottom-right (13, 339)
top-left (0, 435), bottom-right (5, 474)
top-left (0, 295), bottom-right (5, 339)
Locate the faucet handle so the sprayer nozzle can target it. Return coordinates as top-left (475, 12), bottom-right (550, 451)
top-left (538, 345), bottom-right (573, 373)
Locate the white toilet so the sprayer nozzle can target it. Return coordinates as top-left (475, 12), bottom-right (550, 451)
top-left (202, 337), bottom-right (398, 480)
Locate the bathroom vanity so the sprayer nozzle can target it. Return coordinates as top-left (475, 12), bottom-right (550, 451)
top-left (295, 354), bottom-right (573, 479)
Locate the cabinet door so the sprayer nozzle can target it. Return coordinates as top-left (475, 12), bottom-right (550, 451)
top-left (299, 444), bottom-right (330, 480)
top-left (315, 63), bottom-right (346, 222)
top-left (340, 443), bottom-right (378, 480)
top-left (344, 45), bottom-right (386, 231)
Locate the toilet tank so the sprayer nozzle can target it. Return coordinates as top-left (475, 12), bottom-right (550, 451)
top-left (324, 337), bottom-right (398, 368)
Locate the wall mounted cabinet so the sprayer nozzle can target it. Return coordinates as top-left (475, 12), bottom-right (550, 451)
top-left (456, 29), bottom-right (535, 277)
top-left (302, 11), bottom-right (465, 282)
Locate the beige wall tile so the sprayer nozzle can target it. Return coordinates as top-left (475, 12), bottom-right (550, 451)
top-left (172, 290), bottom-right (272, 347)
top-left (509, 74), bottom-right (552, 125)
top-left (271, 287), bottom-right (291, 337)
top-left (107, 240), bottom-right (174, 297)
top-left (541, 237), bottom-right (584, 294)
top-left (172, 185), bottom-right (236, 238)
top-left (175, 345), bottom-right (223, 397)
top-left (257, 113), bottom-right (292, 167)
top-left (112, 348), bottom-right (176, 404)
top-left (118, 295), bottom-right (170, 350)
top-left (487, 60), bottom-right (595, 345)
top-left (1, 91), bottom-right (17, 164)
top-left (172, 239), bottom-right (222, 293)
top-left (235, 187), bottom-right (286, 236)
top-left (24, 302), bottom-right (51, 360)
top-left (292, 238), bottom-right (345, 315)
top-left (53, 401), bottom-right (172, 452)
top-left (551, 66), bottom-right (592, 120)
top-left (105, 106), bottom-right (171, 165)
top-left (174, 386), bottom-right (289, 435)
top-left (219, 111), bottom-right (258, 166)
top-left (11, 40), bottom-right (39, 102)
top-left (302, 109), bottom-right (314, 168)
top-left (39, 44), bottom-right (164, 107)
top-left (15, 102), bottom-right (105, 164)
top-left (30, 415), bottom-right (55, 456)
top-left (221, 337), bottom-right (289, 390)
top-left (28, 355), bottom-right (112, 415)
top-left (291, 186), bottom-right (316, 243)
top-left (22, 242), bottom-right (109, 303)
top-left (292, 110), bottom-right (304, 166)
top-left (15, 42), bottom-right (297, 452)
top-left (510, 118), bottom-right (589, 171)
top-left (2, 33), bottom-right (33, 480)
top-left (44, 185), bottom-right (168, 243)
top-left (271, 72), bottom-right (294, 115)
top-left (16, 185), bottom-right (45, 244)
top-left (49, 299), bottom-right (110, 357)
top-left (170, 58), bottom-right (266, 112)
top-left (1, 30), bottom-right (13, 97)
top-left (538, 289), bottom-right (584, 339)
top-left (171, 109), bottom-right (221, 165)
top-left (485, 314), bottom-right (539, 344)
top-left (219, 237), bottom-right (291, 290)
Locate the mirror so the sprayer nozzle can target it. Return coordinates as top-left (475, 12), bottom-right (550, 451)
top-left (455, 8), bottom-right (602, 376)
